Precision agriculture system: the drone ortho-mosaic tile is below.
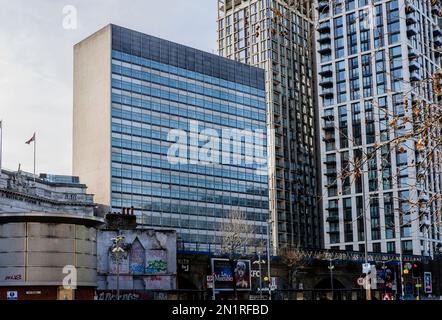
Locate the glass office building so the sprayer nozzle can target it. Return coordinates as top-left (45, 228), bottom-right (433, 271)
top-left (316, 0), bottom-right (442, 256)
top-left (73, 25), bottom-right (269, 253)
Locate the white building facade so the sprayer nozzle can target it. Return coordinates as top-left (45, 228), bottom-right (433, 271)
top-left (315, 0), bottom-right (442, 256)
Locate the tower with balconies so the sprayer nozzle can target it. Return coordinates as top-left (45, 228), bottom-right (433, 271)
top-left (315, 0), bottom-right (442, 257)
top-left (217, 0), bottom-right (323, 252)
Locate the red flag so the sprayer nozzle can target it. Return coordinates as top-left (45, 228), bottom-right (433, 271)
top-left (25, 133), bottom-right (36, 145)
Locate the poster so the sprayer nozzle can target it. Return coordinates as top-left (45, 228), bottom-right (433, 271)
top-left (211, 258), bottom-right (251, 291)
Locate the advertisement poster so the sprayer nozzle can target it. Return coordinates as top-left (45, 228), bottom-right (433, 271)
top-left (211, 258), bottom-right (251, 291)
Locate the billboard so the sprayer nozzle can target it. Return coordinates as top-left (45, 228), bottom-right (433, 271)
top-left (211, 258), bottom-right (251, 291)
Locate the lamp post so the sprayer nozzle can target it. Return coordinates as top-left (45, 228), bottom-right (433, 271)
top-left (266, 219), bottom-right (273, 300)
top-left (360, 168), bottom-right (371, 300)
top-left (328, 258), bottom-right (335, 300)
top-left (253, 252), bottom-right (266, 299)
top-left (112, 234), bottom-right (125, 300)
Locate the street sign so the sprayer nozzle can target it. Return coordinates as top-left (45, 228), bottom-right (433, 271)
top-left (7, 291), bottom-right (18, 300)
top-left (251, 270), bottom-right (261, 278)
top-left (357, 277), bottom-right (365, 286)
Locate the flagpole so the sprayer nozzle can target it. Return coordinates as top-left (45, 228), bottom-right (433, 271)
top-left (33, 133), bottom-right (36, 182)
top-left (0, 120), bottom-right (3, 173)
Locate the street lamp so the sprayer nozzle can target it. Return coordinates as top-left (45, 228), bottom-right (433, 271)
top-left (253, 252), bottom-right (266, 299)
top-left (328, 258), bottom-right (335, 300)
top-left (266, 219), bottom-right (273, 300)
top-left (360, 166), bottom-right (371, 301)
top-left (112, 234), bottom-right (125, 301)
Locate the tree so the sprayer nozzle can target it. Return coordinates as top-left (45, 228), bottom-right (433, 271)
top-left (219, 208), bottom-right (257, 298)
top-left (279, 247), bottom-right (308, 289)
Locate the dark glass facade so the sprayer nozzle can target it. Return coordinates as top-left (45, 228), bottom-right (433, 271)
top-left (109, 25), bottom-right (269, 252)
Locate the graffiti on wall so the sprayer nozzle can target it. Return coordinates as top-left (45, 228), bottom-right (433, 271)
top-left (144, 275), bottom-right (174, 290)
top-left (129, 238), bottom-right (145, 274)
top-left (4, 274), bottom-right (23, 281)
top-left (108, 239), bottom-right (168, 275)
top-left (145, 250), bottom-right (168, 274)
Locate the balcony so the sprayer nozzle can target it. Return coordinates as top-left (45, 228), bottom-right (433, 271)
top-left (321, 113), bottom-right (334, 120)
top-left (324, 157), bottom-right (337, 165)
top-left (432, 3), bottom-right (441, 16)
top-left (327, 216), bottom-right (340, 223)
top-left (320, 87), bottom-right (334, 98)
top-left (408, 47), bottom-right (418, 59)
top-left (323, 134), bottom-right (336, 142)
top-left (318, 43), bottom-right (332, 54)
top-left (406, 13), bottom-right (417, 25)
top-left (407, 25), bottom-right (418, 37)
top-left (405, 4), bottom-right (416, 14)
top-left (409, 60), bottom-right (420, 71)
top-left (317, 0), bottom-right (330, 12)
top-left (319, 77), bottom-right (333, 88)
top-left (434, 37), bottom-right (442, 47)
top-left (324, 169), bottom-right (337, 176)
top-left (323, 122), bottom-right (335, 130)
top-left (410, 70), bottom-right (422, 81)
top-left (318, 33), bottom-right (332, 43)
top-left (419, 193), bottom-right (430, 202)
top-left (319, 65), bottom-right (333, 77)
top-left (317, 21), bottom-right (331, 33)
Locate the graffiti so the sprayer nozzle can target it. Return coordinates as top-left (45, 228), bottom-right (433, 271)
top-left (146, 260), bottom-right (168, 273)
top-left (146, 250), bottom-right (168, 274)
top-left (130, 238), bottom-right (145, 275)
top-left (144, 276), bottom-right (174, 290)
top-left (96, 292), bottom-right (140, 301)
top-left (5, 274), bottom-right (22, 281)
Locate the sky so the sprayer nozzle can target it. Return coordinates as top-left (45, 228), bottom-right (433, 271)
top-left (0, 0), bottom-right (217, 175)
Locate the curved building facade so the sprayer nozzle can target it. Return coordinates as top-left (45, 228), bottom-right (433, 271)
top-left (0, 170), bottom-right (104, 300)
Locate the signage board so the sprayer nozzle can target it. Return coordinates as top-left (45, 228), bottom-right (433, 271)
top-left (211, 259), bottom-right (251, 291)
top-left (7, 291), bottom-right (18, 300)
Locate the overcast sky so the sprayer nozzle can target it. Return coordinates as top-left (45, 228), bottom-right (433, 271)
top-left (0, 0), bottom-right (217, 175)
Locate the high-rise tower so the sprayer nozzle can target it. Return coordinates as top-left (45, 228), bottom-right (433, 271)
top-left (73, 25), bottom-right (269, 253)
top-left (217, 0), bottom-right (322, 251)
top-left (315, 0), bottom-right (442, 256)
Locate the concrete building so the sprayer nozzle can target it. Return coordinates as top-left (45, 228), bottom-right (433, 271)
top-left (217, 0), bottom-right (322, 250)
top-left (96, 214), bottom-right (177, 300)
top-left (0, 169), bottom-right (104, 300)
top-left (315, 0), bottom-right (442, 256)
top-left (73, 24), bottom-right (269, 253)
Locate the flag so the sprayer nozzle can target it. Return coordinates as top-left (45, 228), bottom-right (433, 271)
top-left (25, 133), bottom-right (36, 145)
